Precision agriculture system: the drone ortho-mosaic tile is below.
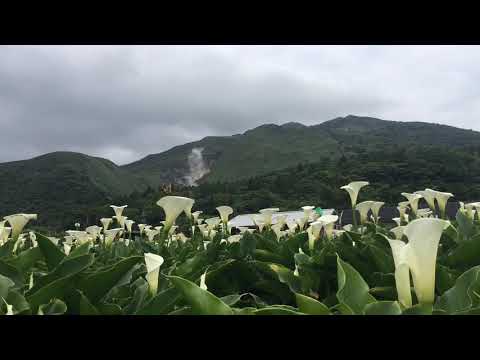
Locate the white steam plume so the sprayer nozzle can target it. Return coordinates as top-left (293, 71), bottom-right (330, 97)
top-left (183, 147), bottom-right (210, 186)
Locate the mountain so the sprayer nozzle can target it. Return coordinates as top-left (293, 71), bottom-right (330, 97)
top-left (123, 115), bottom-right (480, 184)
top-left (3, 115), bottom-right (480, 231)
top-left (0, 152), bottom-right (147, 229)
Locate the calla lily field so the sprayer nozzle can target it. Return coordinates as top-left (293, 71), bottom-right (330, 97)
top-left (2, 182), bottom-right (480, 315)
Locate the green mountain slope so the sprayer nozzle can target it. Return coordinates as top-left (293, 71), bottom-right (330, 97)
top-left (123, 115), bottom-right (480, 185)
top-left (0, 151), bottom-right (147, 229)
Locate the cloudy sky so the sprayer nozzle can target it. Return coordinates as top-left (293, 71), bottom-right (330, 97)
top-left (1, 45), bottom-right (479, 165)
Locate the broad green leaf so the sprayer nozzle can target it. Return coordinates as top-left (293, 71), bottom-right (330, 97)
top-left (456, 211), bottom-right (475, 241)
top-left (66, 242), bottom-right (91, 259)
top-left (168, 275), bottom-right (233, 315)
top-left (6, 290), bottom-right (30, 314)
top-left (220, 294), bottom-right (244, 307)
top-left (336, 255), bottom-right (376, 315)
top-left (363, 301), bottom-right (402, 315)
top-left (253, 306), bottom-right (305, 315)
top-left (446, 234), bottom-right (480, 268)
top-left (168, 306), bottom-right (193, 315)
top-left (0, 273), bottom-right (14, 299)
top-left (78, 291), bottom-right (100, 315)
top-left (366, 244), bottom-right (394, 274)
top-left (232, 307), bottom-right (257, 315)
top-left (38, 299), bottom-right (67, 315)
top-left (0, 260), bottom-right (23, 287)
top-left (7, 247), bottom-right (42, 273)
top-left (435, 265), bottom-right (480, 314)
top-left (97, 303), bottom-right (123, 315)
top-left (78, 256), bottom-right (142, 304)
top-left (402, 304), bottom-right (433, 315)
top-left (255, 261), bottom-right (301, 294)
top-left (135, 286), bottom-right (181, 315)
top-left (295, 293), bottom-right (330, 315)
top-left (35, 233), bottom-right (65, 270)
top-left (0, 240), bottom-right (15, 258)
top-left (253, 249), bottom-right (290, 266)
top-left (28, 276), bottom-right (75, 310)
top-left (27, 254), bottom-right (94, 295)
top-left (436, 264), bottom-right (460, 295)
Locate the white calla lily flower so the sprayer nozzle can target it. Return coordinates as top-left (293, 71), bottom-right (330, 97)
top-left (144, 253), bottom-right (164, 295)
top-left (340, 181), bottom-right (369, 207)
top-left (388, 218), bottom-right (450, 307)
top-left (144, 228), bottom-right (159, 242)
top-left (415, 190), bottom-right (437, 211)
top-left (209, 229), bottom-right (217, 240)
top-left (273, 214), bottom-right (288, 227)
top-left (216, 206), bottom-right (234, 224)
top-left (295, 216), bottom-right (308, 231)
top-left (355, 201), bottom-right (375, 224)
top-left (156, 196), bottom-right (195, 231)
top-left (428, 189), bottom-right (454, 219)
top-left (417, 208), bottom-right (433, 218)
top-left (63, 243), bottom-right (72, 255)
top-left (100, 218), bottom-right (112, 232)
top-left (318, 214), bottom-right (339, 239)
top-left (192, 211), bottom-right (203, 223)
top-left (110, 205), bottom-right (128, 219)
top-left (371, 202), bottom-right (385, 223)
top-left (184, 201), bottom-right (195, 220)
top-left (390, 226), bottom-right (405, 240)
top-left (227, 234), bottom-right (242, 243)
top-left (86, 225), bottom-right (102, 239)
top-left (0, 227), bottom-right (11, 245)
top-left (113, 215), bottom-right (127, 229)
top-left (205, 217), bottom-right (221, 231)
top-left (259, 208), bottom-right (280, 227)
top-left (138, 224), bottom-right (146, 235)
top-left (401, 193), bottom-right (423, 215)
top-left (271, 223), bottom-right (284, 241)
top-left (124, 220), bottom-right (135, 233)
top-left (4, 214), bottom-right (37, 241)
top-left (104, 228), bottom-right (123, 246)
top-left (301, 206), bottom-right (315, 219)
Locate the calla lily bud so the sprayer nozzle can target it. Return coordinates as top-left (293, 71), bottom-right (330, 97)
top-left (200, 271), bottom-right (208, 291)
top-left (144, 253), bottom-right (164, 296)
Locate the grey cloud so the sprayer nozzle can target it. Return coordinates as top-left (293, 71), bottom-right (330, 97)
top-left (0, 45), bottom-right (480, 165)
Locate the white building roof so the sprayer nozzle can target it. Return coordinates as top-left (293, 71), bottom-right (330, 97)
top-left (229, 209), bottom-right (335, 228)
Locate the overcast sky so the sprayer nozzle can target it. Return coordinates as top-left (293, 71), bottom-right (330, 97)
top-left (1, 45), bottom-right (480, 165)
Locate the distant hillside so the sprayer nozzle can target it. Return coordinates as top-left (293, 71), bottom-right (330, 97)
top-left (123, 115), bottom-right (480, 185)
top-left (3, 115), bottom-right (480, 231)
top-left (0, 152), bottom-right (147, 229)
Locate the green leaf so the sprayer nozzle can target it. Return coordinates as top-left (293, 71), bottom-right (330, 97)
top-left (435, 265), bottom-right (480, 314)
top-left (28, 276), bottom-right (75, 311)
top-left (27, 254), bottom-right (94, 295)
top-left (366, 244), bottom-right (394, 274)
top-left (295, 293), bottom-right (330, 315)
top-left (168, 306), bottom-right (193, 315)
top-left (253, 249), bottom-right (290, 267)
top-left (6, 290), bottom-right (30, 314)
top-left (0, 240), bottom-right (15, 258)
top-left (255, 261), bottom-right (301, 294)
top-left (35, 233), bottom-right (65, 270)
top-left (363, 301), bottom-right (402, 315)
top-left (135, 286), bottom-right (181, 315)
top-left (0, 260), bottom-right (23, 287)
top-left (168, 275), bottom-right (233, 315)
top-left (436, 264), bottom-right (460, 295)
top-left (78, 256), bottom-right (142, 304)
top-left (220, 294), bottom-right (244, 307)
top-left (97, 303), bottom-right (123, 315)
top-left (253, 306), bottom-right (305, 315)
top-left (402, 304), bottom-right (433, 315)
top-left (78, 291), bottom-right (100, 315)
top-left (7, 247), bottom-right (42, 273)
top-left (38, 299), bottom-right (67, 315)
top-left (456, 211), bottom-right (475, 241)
top-left (336, 255), bottom-right (376, 315)
top-left (0, 273), bottom-right (14, 299)
top-left (446, 234), bottom-right (480, 268)
top-left (67, 242), bottom-right (92, 258)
